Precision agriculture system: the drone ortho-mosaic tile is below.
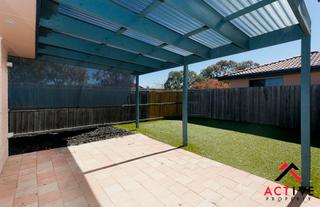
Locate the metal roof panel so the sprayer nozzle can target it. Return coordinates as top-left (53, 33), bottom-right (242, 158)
top-left (147, 2), bottom-right (204, 35)
top-left (111, 0), bottom-right (153, 13)
top-left (189, 29), bottom-right (232, 49)
top-left (231, 0), bottom-right (299, 37)
top-left (163, 45), bottom-right (193, 56)
top-left (123, 29), bottom-right (164, 46)
top-left (59, 4), bottom-right (122, 32)
top-left (204, 0), bottom-right (263, 17)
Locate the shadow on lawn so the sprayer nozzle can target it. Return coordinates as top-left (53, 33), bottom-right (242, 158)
top-left (188, 118), bottom-right (320, 148)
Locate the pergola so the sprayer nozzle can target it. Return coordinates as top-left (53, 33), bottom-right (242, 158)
top-left (38, 0), bottom-right (311, 187)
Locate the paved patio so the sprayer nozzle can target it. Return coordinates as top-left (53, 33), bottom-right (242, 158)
top-left (0, 134), bottom-right (319, 207)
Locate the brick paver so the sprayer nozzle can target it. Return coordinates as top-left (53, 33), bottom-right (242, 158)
top-left (0, 134), bottom-right (319, 207)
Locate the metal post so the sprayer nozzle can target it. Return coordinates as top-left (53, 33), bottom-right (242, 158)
top-left (136, 75), bottom-right (140, 129)
top-left (301, 35), bottom-right (311, 187)
top-left (182, 65), bottom-right (188, 146)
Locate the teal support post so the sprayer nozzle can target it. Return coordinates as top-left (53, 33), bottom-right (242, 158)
top-left (136, 75), bottom-right (140, 129)
top-left (182, 64), bottom-right (188, 146)
top-left (301, 35), bottom-right (311, 187)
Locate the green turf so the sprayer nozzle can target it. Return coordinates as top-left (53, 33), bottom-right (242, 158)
top-left (115, 118), bottom-right (320, 198)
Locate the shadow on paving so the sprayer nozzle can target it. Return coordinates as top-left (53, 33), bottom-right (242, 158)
top-left (188, 118), bottom-right (320, 148)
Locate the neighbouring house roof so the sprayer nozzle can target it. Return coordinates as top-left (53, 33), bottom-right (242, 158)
top-left (218, 51), bottom-right (320, 80)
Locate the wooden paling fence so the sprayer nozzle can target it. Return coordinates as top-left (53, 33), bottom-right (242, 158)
top-left (9, 86), bottom-right (320, 134)
top-left (9, 91), bottom-right (182, 134)
top-left (189, 85), bottom-right (320, 131)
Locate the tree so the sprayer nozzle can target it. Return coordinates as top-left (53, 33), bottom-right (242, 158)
top-left (200, 60), bottom-right (259, 79)
top-left (191, 79), bottom-right (230, 89)
top-left (164, 70), bottom-right (203, 89)
top-left (234, 60), bottom-right (260, 71)
top-left (44, 63), bottom-right (88, 86)
top-left (8, 56), bottom-right (89, 86)
top-left (92, 70), bottom-right (133, 87)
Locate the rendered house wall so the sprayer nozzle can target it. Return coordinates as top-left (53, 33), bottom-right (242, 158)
top-left (226, 71), bottom-right (320, 88)
top-left (0, 38), bottom-right (8, 172)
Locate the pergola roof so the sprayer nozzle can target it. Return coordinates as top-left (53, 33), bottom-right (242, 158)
top-left (37, 0), bottom-right (311, 75)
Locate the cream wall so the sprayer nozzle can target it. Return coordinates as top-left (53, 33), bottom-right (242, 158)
top-left (226, 71), bottom-right (320, 88)
top-left (283, 72), bottom-right (320, 85)
top-left (227, 79), bottom-right (249, 88)
top-left (0, 0), bottom-right (36, 58)
top-left (0, 38), bottom-right (8, 172)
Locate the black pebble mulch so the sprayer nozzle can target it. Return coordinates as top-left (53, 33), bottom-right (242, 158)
top-left (9, 126), bottom-right (134, 155)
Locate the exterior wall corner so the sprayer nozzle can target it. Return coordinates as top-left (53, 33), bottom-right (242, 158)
top-left (0, 38), bottom-right (9, 172)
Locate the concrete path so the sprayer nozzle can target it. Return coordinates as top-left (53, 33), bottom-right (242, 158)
top-left (0, 134), bottom-right (319, 207)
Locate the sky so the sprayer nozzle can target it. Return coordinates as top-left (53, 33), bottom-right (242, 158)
top-left (139, 0), bottom-right (320, 88)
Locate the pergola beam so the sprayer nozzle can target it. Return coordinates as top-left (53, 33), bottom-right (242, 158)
top-left (38, 45), bottom-right (153, 73)
top-left (38, 31), bottom-right (176, 69)
top-left (288, 0), bottom-right (311, 35)
top-left (165, 0), bottom-right (249, 49)
top-left (39, 13), bottom-right (185, 65)
top-left (224, 0), bottom-right (278, 21)
top-left (55, 0), bottom-right (211, 59)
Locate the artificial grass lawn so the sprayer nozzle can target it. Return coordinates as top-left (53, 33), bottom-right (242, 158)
top-left (115, 118), bottom-right (320, 198)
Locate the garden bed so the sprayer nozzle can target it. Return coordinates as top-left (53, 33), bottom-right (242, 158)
top-left (9, 126), bottom-right (134, 155)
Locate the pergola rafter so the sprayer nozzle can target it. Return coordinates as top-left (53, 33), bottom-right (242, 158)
top-left (38, 45), bottom-right (155, 73)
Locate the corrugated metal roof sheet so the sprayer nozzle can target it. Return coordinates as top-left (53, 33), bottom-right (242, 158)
top-left (59, 4), bottom-right (122, 32)
top-left (219, 52), bottom-right (320, 79)
top-left (146, 2), bottom-right (204, 35)
top-left (204, 0), bottom-right (262, 17)
top-left (111, 0), bottom-right (153, 13)
top-left (123, 29), bottom-right (163, 46)
top-left (231, 0), bottom-right (298, 36)
top-left (189, 29), bottom-right (232, 48)
top-left (204, 0), bottom-right (298, 37)
top-left (163, 45), bottom-right (193, 56)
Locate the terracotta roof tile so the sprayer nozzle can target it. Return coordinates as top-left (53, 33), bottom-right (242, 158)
top-left (221, 51), bottom-right (320, 78)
